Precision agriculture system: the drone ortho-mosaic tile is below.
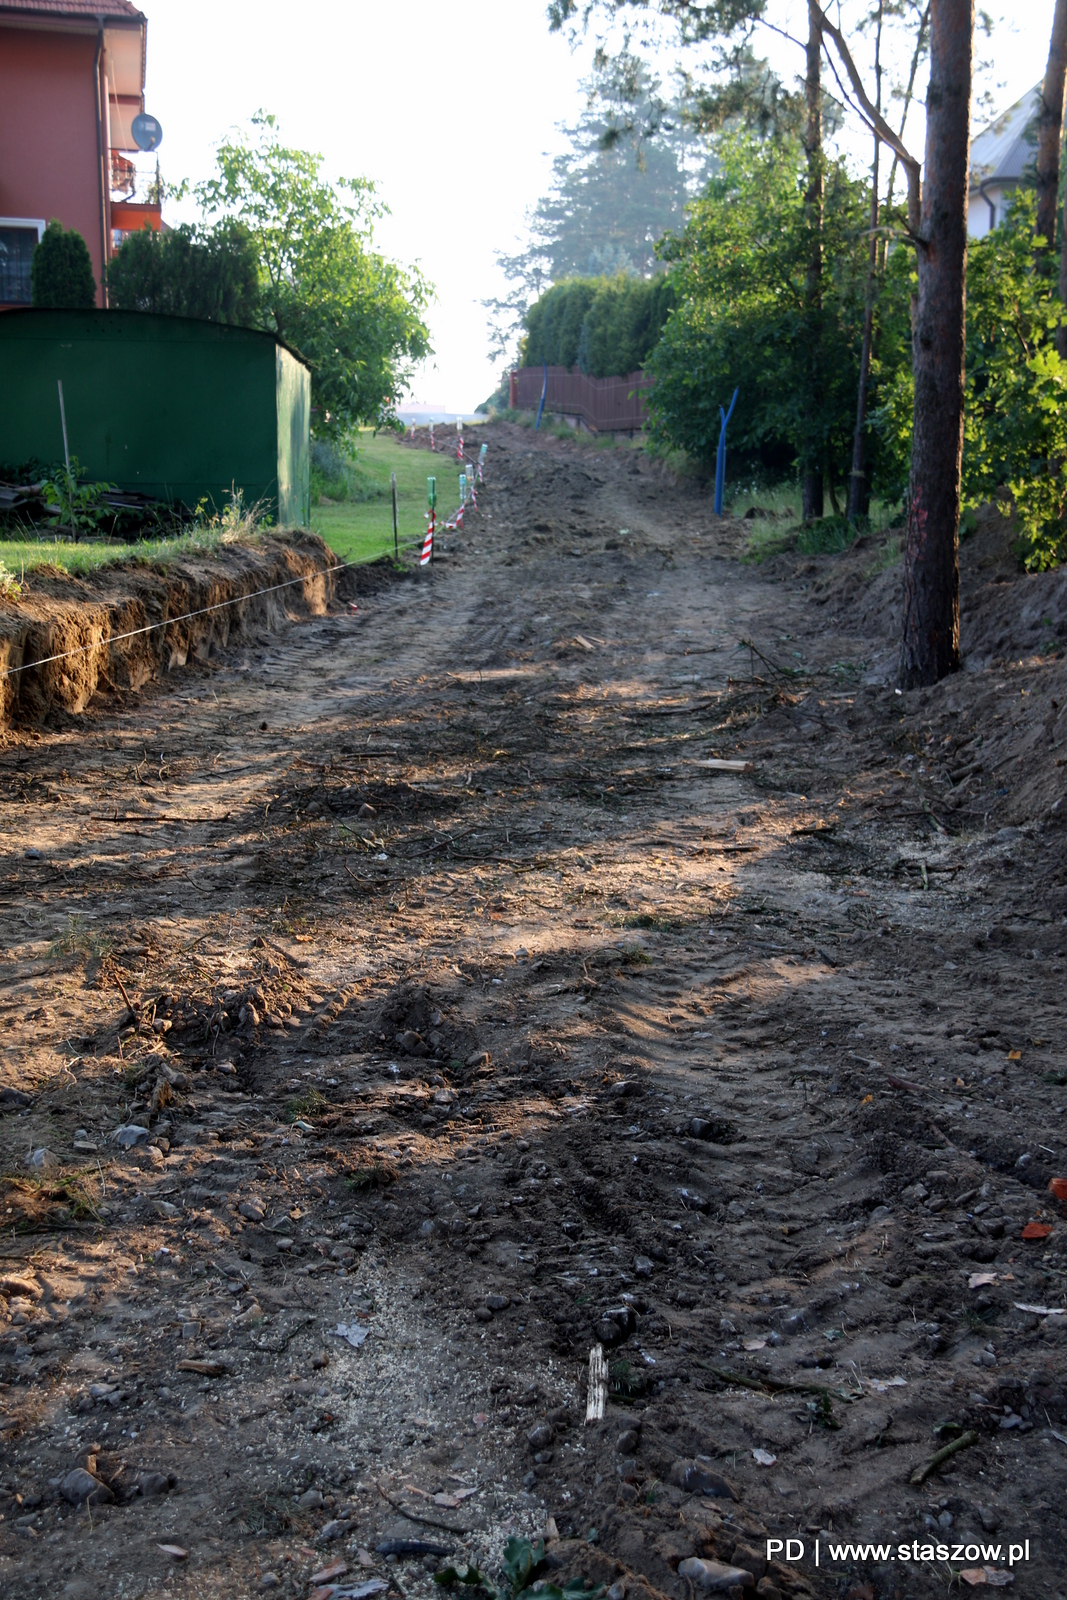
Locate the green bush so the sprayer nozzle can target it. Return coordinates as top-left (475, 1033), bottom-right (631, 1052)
top-left (107, 219), bottom-right (260, 325)
top-left (31, 221), bottom-right (96, 309)
top-left (873, 190), bottom-right (1067, 569)
top-left (644, 132), bottom-right (875, 489)
top-left (522, 274), bottom-right (674, 376)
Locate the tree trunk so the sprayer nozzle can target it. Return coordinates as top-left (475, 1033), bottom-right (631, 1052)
top-left (900, 0), bottom-right (972, 688)
top-left (802, 0), bottom-right (824, 522)
top-left (1037, 0), bottom-right (1067, 263)
top-left (848, 3), bottom-right (883, 523)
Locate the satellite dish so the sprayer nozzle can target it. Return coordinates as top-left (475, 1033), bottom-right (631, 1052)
top-left (131, 112), bottom-right (163, 152)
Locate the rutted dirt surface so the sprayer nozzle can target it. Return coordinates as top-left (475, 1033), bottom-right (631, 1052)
top-left (1, 420), bottom-right (1066, 1600)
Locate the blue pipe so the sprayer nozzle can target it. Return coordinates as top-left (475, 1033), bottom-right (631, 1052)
top-left (535, 360), bottom-right (548, 431)
top-left (714, 387), bottom-right (739, 516)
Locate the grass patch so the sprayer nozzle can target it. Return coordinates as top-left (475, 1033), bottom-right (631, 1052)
top-left (608, 1357), bottom-right (648, 1399)
top-left (49, 915), bottom-right (114, 960)
top-left (2, 1170), bottom-right (101, 1230)
top-left (739, 493), bottom-right (904, 566)
top-left (285, 1090), bottom-right (327, 1123)
top-left (620, 944), bottom-right (653, 965)
top-left (0, 489), bottom-right (268, 579)
top-left (345, 1157), bottom-right (397, 1191)
top-left (310, 428), bottom-right (484, 567)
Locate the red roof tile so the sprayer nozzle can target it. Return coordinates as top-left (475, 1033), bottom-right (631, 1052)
top-left (0, 0), bottom-right (144, 20)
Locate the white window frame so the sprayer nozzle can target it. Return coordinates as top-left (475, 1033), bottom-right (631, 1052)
top-left (0, 218), bottom-right (47, 240)
top-left (0, 218), bottom-right (47, 303)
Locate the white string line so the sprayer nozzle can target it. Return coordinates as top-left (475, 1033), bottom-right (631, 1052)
top-left (0, 538), bottom-right (424, 684)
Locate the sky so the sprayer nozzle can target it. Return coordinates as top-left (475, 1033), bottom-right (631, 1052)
top-left (140, 0), bottom-right (1058, 414)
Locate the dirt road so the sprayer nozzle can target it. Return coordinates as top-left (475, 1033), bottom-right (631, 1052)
top-left (1, 423), bottom-right (1065, 1600)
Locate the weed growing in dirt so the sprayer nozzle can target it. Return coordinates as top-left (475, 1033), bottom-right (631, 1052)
top-left (285, 1089), bottom-right (326, 1122)
top-left (3, 1170), bottom-right (101, 1229)
top-left (195, 486), bottom-right (270, 544)
top-left (620, 944), bottom-right (652, 965)
top-left (609, 1356), bottom-right (648, 1399)
top-left (619, 911), bottom-right (681, 932)
top-left (806, 1392), bottom-right (842, 1430)
top-left (436, 1536), bottom-right (603, 1600)
top-left (345, 1157), bottom-right (397, 1191)
top-left (49, 915), bottom-right (114, 960)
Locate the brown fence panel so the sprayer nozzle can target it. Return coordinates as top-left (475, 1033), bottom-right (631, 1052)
top-left (513, 366), bottom-right (650, 432)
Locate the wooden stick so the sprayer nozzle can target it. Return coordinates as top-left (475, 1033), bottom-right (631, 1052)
top-left (114, 972), bottom-right (138, 1020)
top-left (376, 1482), bottom-right (470, 1535)
top-left (909, 1429), bottom-right (979, 1486)
top-left (586, 1342), bottom-right (607, 1423)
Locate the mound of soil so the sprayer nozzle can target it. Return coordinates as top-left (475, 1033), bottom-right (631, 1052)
top-left (0, 532), bottom-right (346, 728)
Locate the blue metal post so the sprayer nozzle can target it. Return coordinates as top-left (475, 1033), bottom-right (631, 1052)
top-left (535, 360), bottom-right (548, 431)
top-left (714, 387), bottom-right (739, 516)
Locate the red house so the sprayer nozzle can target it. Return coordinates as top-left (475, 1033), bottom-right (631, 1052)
top-left (0, 0), bottom-right (160, 309)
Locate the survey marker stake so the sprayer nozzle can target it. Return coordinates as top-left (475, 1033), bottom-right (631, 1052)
top-left (422, 476), bottom-right (436, 567)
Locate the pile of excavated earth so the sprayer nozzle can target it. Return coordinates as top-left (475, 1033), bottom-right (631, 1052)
top-left (0, 419), bottom-right (1064, 1600)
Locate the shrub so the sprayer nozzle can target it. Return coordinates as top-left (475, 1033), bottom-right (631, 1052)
top-left (107, 219), bottom-right (260, 325)
top-left (31, 221), bottom-right (96, 309)
top-left (522, 274), bottom-right (674, 376)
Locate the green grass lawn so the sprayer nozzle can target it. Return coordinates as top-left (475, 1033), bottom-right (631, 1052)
top-left (309, 428), bottom-right (479, 565)
top-left (0, 524), bottom-right (254, 584)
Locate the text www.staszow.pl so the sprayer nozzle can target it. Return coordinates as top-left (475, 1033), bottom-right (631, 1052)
top-left (767, 1539), bottom-right (1031, 1566)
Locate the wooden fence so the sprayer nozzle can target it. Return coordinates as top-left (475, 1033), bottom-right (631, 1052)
top-left (512, 365), bottom-right (651, 433)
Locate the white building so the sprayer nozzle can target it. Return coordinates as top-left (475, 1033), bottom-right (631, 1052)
top-left (968, 84), bottom-right (1041, 239)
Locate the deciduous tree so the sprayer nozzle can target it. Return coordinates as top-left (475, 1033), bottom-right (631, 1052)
top-left (197, 113), bottom-right (432, 437)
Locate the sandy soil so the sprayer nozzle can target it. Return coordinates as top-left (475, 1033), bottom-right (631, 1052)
top-left (1, 422), bottom-right (1065, 1600)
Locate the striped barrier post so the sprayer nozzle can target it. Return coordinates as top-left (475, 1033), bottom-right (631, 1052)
top-left (477, 442), bottom-right (487, 483)
top-left (422, 476), bottom-right (436, 566)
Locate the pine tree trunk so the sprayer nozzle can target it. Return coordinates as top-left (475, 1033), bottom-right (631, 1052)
top-left (802, 0), bottom-right (825, 522)
top-left (1037, 0), bottom-right (1067, 263)
top-left (900, 0), bottom-right (972, 688)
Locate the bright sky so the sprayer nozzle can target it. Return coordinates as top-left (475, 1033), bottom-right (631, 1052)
top-left (142, 0), bottom-right (1056, 414)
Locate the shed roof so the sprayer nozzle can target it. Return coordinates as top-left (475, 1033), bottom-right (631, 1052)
top-left (0, 307), bottom-right (313, 371)
top-left (970, 84), bottom-right (1041, 187)
top-left (0, 0), bottom-right (143, 20)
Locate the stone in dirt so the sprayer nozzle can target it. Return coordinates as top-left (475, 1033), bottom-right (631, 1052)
top-left (114, 1124), bottom-right (150, 1148)
top-left (594, 1305), bottom-right (637, 1346)
top-left (678, 1558), bottom-right (756, 1591)
top-left (730, 1544), bottom-right (766, 1583)
top-left (0, 1273), bottom-right (42, 1300)
top-left (309, 1558), bottom-right (347, 1584)
top-left (669, 1461), bottom-right (738, 1501)
top-left (60, 1468), bottom-right (113, 1506)
top-left (134, 1470), bottom-right (176, 1496)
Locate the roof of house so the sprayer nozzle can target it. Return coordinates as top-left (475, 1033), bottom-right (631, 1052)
top-left (0, 0), bottom-right (144, 21)
top-left (970, 83), bottom-right (1041, 188)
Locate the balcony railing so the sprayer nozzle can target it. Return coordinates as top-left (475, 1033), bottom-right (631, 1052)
top-left (109, 150), bottom-right (136, 198)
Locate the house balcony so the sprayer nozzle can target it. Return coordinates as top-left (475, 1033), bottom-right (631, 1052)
top-left (109, 149), bottom-right (136, 198)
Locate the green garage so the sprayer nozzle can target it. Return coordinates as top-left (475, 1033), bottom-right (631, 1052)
top-left (0, 308), bottom-right (310, 526)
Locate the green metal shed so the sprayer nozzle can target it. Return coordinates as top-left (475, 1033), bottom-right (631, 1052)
top-left (0, 308), bottom-right (310, 526)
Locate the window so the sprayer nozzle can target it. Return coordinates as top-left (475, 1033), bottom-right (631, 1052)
top-left (0, 219), bottom-right (46, 305)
